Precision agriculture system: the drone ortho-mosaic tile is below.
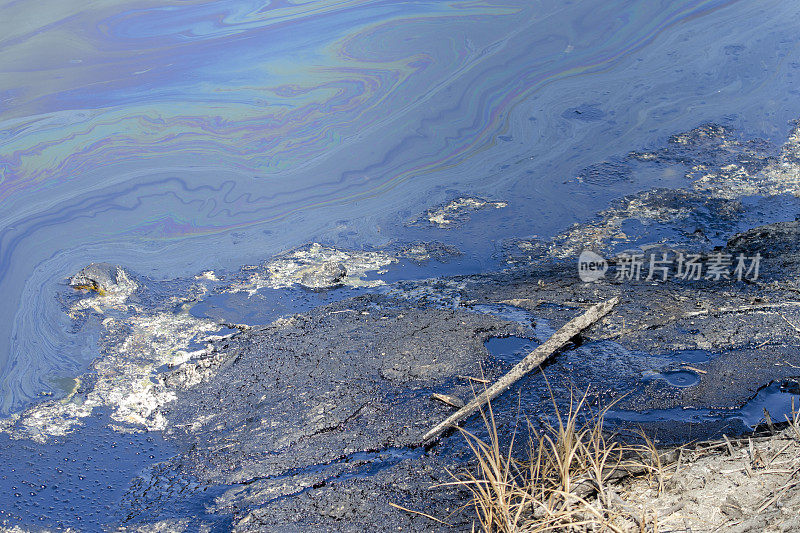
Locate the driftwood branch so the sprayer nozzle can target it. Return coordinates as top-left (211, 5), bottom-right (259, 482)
top-left (423, 296), bottom-right (620, 443)
top-left (684, 301), bottom-right (800, 318)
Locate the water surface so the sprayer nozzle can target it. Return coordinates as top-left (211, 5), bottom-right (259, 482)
top-left (3, 0), bottom-right (800, 420)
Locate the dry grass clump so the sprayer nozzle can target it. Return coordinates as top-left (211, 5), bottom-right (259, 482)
top-left (785, 397), bottom-right (800, 442)
top-left (446, 389), bottom-right (672, 532)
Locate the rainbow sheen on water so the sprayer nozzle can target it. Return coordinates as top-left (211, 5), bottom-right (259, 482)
top-left (3, 0), bottom-right (800, 414)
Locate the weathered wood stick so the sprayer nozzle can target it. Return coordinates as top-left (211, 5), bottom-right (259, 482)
top-left (423, 296), bottom-right (620, 443)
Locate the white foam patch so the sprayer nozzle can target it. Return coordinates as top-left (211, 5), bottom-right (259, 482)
top-left (511, 123), bottom-right (800, 261)
top-left (2, 290), bottom-right (226, 443)
top-left (68, 267), bottom-right (138, 316)
top-left (229, 243), bottom-right (396, 295)
top-left (422, 197), bottom-right (507, 227)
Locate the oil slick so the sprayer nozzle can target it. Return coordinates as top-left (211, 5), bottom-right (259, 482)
top-left (4, 0), bottom-right (800, 419)
top-left (6, 118), bottom-right (800, 445)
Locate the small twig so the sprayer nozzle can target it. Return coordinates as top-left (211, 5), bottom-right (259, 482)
top-left (768, 439), bottom-right (794, 466)
top-left (778, 312), bottom-right (800, 335)
top-left (723, 435), bottom-right (735, 456)
top-left (431, 393), bottom-right (465, 409)
top-left (457, 375), bottom-right (488, 384)
top-left (764, 409), bottom-right (776, 434)
top-left (423, 297), bottom-right (620, 442)
top-left (388, 502), bottom-right (452, 526)
top-left (681, 365), bottom-right (707, 374)
top-left (757, 480), bottom-right (800, 513)
top-left (684, 301), bottom-right (800, 318)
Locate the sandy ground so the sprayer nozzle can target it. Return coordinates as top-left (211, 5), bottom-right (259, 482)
top-left (618, 425), bottom-right (800, 533)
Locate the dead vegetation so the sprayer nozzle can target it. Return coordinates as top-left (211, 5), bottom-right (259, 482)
top-left (429, 392), bottom-right (800, 532)
top-left (443, 387), bottom-right (675, 532)
top-left (621, 401), bottom-right (800, 533)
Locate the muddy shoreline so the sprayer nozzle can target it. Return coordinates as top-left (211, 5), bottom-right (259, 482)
top-left (2, 122), bottom-right (800, 531)
top-left (111, 221), bottom-right (800, 532)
